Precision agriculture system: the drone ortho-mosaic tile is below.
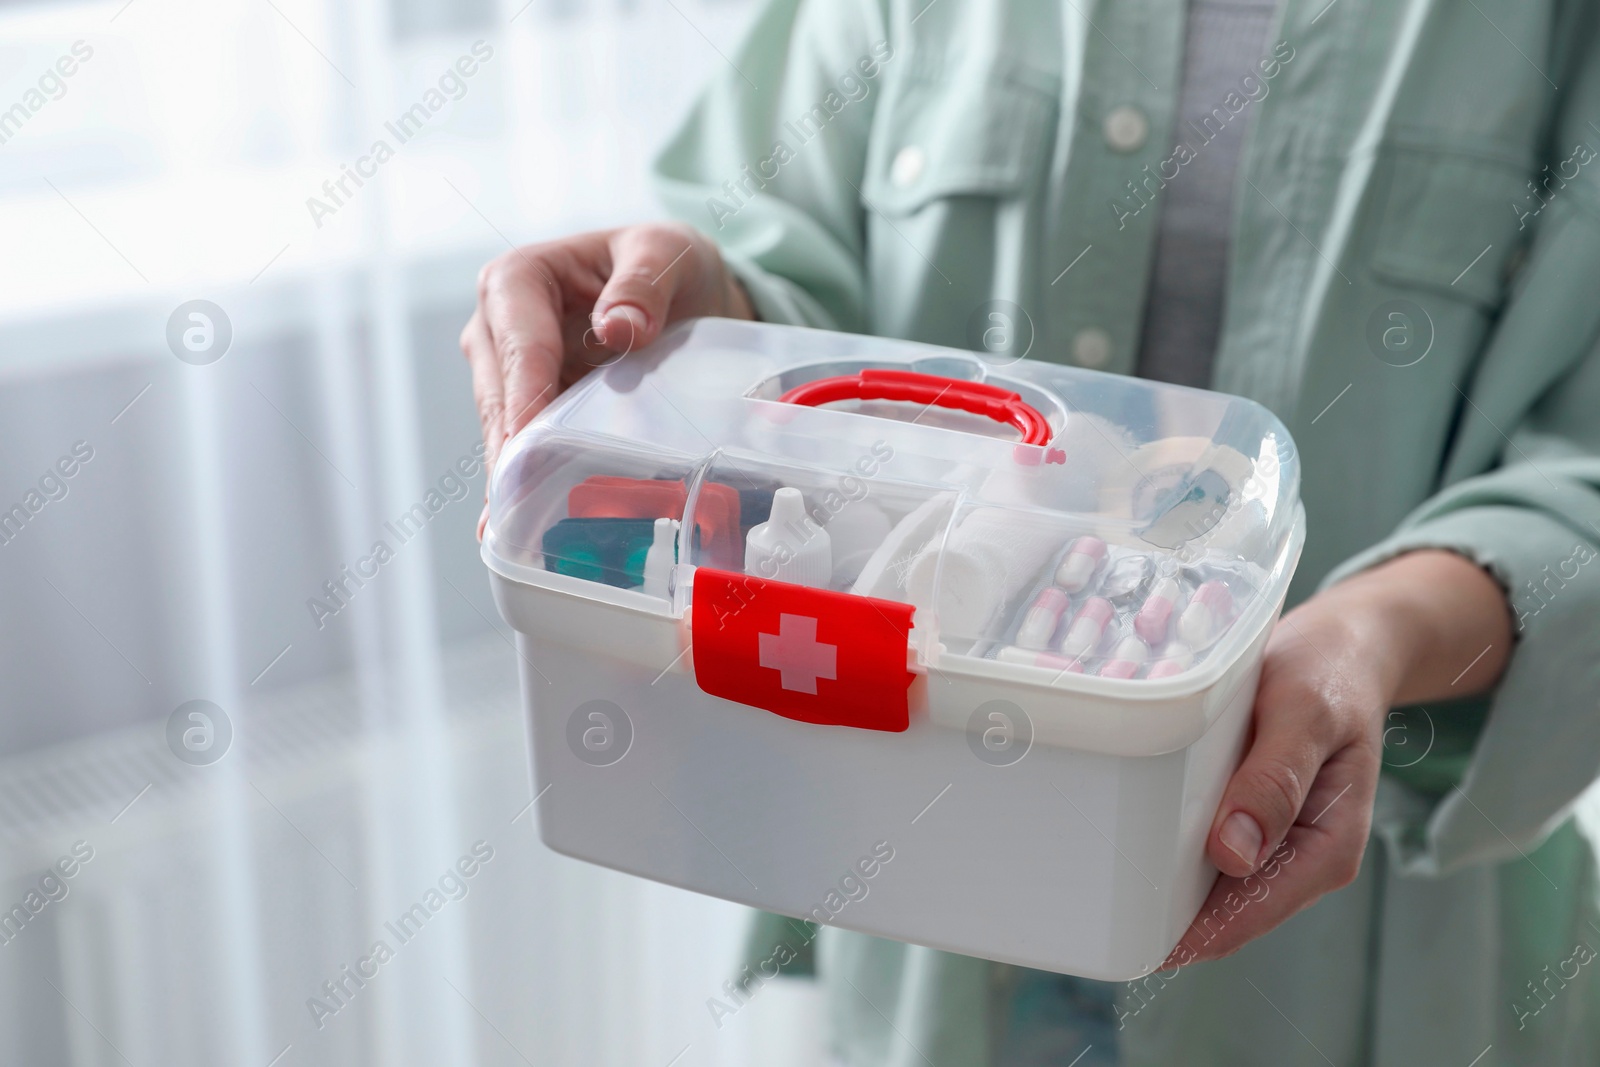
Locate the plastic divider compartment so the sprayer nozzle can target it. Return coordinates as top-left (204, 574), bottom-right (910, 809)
top-left (990, 358), bottom-right (1300, 572)
top-left (484, 423), bottom-right (706, 603)
top-left (681, 448), bottom-right (958, 622)
top-left (929, 501), bottom-right (1275, 684)
top-left (917, 499), bottom-right (1096, 655)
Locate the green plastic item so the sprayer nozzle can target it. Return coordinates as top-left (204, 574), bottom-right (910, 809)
top-left (541, 517), bottom-right (657, 589)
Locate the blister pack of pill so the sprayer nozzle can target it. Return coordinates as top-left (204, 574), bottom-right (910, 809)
top-left (984, 535), bottom-right (1261, 680)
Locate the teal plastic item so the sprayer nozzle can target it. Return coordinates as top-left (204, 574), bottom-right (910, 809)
top-left (541, 517), bottom-right (656, 589)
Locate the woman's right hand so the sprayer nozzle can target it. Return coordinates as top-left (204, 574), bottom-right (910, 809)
top-left (460, 222), bottom-right (754, 537)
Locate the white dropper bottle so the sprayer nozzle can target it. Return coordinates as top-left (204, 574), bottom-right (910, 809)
top-left (744, 487), bottom-right (832, 588)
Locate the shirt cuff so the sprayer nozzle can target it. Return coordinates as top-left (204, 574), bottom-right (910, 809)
top-left (1322, 505), bottom-right (1600, 877)
top-left (1320, 504), bottom-right (1573, 630)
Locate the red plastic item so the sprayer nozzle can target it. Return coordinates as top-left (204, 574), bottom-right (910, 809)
top-left (568, 476), bottom-right (741, 569)
top-left (568, 476), bottom-right (686, 519)
top-left (778, 368), bottom-right (1053, 447)
top-left (691, 568), bottom-right (916, 732)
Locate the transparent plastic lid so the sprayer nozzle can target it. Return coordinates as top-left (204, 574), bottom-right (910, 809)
top-left (486, 318), bottom-right (1302, 684)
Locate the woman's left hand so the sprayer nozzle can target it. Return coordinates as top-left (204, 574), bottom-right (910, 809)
top-left (1168, 549), bottom-right (1513, 965)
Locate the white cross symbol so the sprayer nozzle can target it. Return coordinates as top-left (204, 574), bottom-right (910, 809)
top-left (758, 613), bottom-right (838, 695)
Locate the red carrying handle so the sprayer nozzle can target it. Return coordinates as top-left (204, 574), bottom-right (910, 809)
top-left (778, 369), bottom-right (1053, 446)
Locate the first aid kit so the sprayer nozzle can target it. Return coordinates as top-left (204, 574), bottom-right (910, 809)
top-left (484, 317), bottom-right (1304, 980)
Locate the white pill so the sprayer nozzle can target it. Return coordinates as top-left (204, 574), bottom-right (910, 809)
top-left (1054, 536), bottom-right (1108, 593)
top-left (1015, 586), bottom-right (1070, 649)
top-left (994, 645), bottom-right (1085, 673)
top-left (1135, 577), bottom-right (1185, 646)
top-left (1099, 633), bottom-right (1150, 679)
top-left (1176, 580), bottom-right (1233, 646)
top-left (1148, 642), bottom-right (1194, 679)
top-left (1058, 596), bottom-right (1114, 660)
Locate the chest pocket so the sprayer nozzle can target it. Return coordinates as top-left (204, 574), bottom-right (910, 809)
top-left (1367, 144), bottom-right (1534, 308)
top-left (861, 72), bottom-right (1058, 216)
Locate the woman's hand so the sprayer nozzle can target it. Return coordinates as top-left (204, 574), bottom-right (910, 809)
top-left (1169, 549), bottom-right (1514, 965)
top-left (461, 223), bottom-right (754, 535)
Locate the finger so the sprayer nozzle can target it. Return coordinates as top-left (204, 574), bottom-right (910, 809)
top-left (460, 309), bottom-right (506, 475)
top-left (1208, 682), bottom-right (1346, 877)
top-left (1171, 744), bottom-right (1376, 965)
top-left (480, 253), bottom-right (566, 439)
top-left (590, 224), bottom-right (702, 353)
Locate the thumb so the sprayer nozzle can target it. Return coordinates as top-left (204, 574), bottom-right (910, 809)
top-left (590, 224), bottom-right (705, 354)
top-left (1208, 705), bottom-right (1333, 878)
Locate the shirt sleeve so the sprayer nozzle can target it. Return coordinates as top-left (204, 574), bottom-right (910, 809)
top-left (651, 0), bottom-right (892, 333)
top-left (1322, 190), bottom-right (1600, 878)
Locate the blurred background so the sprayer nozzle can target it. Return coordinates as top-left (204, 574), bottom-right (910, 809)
top-left (0, 0), bottom-right (827, 1062)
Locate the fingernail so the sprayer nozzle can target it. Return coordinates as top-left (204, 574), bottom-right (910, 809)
top-left (1219, 812), bottom-right (1264, 870)
top-left (602, 305), bottom-right (647, 346)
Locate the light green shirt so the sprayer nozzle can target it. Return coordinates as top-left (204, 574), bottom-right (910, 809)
top-left (653, 1), bottom-right (1600, 1063)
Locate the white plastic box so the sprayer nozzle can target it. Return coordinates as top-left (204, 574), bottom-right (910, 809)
top-left (485, 318), bottom-right (1304, 980)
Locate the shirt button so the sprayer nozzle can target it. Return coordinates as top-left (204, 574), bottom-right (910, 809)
top-left (1103, 105), bottom-right (1149, 153)
top-left (891, 145), bottom-right (926, 188)
top-left (1073, 328), bottom-right (1113, 368)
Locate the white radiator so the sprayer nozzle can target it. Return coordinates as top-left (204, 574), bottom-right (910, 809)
top-left (0, 635), bottom-right (824, 1067)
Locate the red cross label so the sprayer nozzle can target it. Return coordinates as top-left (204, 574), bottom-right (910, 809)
top-left (691, 568), bottom-right (916, 732)
top-left (758, 614), bottom-right (837, 694)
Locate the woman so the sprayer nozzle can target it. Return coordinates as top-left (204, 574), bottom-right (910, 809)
top-left (462, 0), bottom-right (1600, 1062)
